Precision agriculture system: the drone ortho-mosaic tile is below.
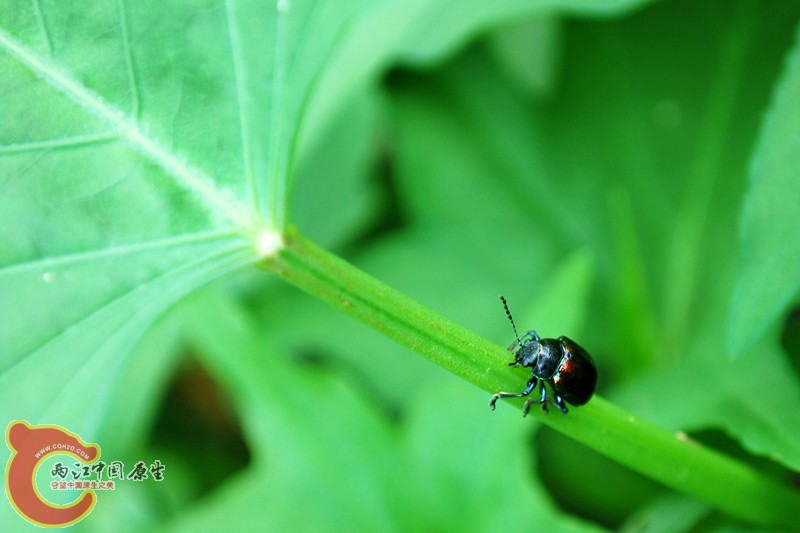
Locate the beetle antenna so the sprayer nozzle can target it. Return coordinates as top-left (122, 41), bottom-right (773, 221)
top-left (499, 295), bottom-right (522, 344)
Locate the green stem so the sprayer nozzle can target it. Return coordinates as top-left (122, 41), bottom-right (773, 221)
top-left (263, 226), bottom-right (800, 529)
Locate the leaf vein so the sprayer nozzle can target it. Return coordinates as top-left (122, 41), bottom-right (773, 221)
top-left (1, 243), bottom-right (255, 380)
top-left (117, 0), bottom-right (140, 120)
top-left (0, 27), bottom-right (257, 231)
top-left (0, 132), bottom-right (118, 154)
top-left (224, 0), bottom-right (259, 218)
top-left (0, 229), bottom-right (247, 278)
top-left (31, 0), bottom-right (53, 58)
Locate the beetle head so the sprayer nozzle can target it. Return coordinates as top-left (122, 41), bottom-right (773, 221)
top-left (513, 338), bottom-right (543, 368)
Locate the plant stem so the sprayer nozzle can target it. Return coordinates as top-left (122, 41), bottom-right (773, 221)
top-left (262, 226), bottom-right (800, 529)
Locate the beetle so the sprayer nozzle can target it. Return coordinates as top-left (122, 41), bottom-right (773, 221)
top-left (489, 296), bottom-right (597, 415)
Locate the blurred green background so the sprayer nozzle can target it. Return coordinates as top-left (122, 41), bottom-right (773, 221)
top-left (3, 0), bottom-right (800, 531)
top-left (152, 0), bottom-right (800, 529)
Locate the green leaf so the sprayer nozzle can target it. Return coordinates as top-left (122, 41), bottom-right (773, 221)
top-left (302, 0), bottom-right (650, 139)
top-left (290, 87), bottom-right (381, 248)
top-left (730, 22), bottom-right (800, 354)
top-left (614, 330), bottom-right (800, 472)
top-left (621, 494), bottom-right (710, 533)
top-left (0, 1), bottom-right (363, 431)
top-left (486, 16), bottom-right (562, 97)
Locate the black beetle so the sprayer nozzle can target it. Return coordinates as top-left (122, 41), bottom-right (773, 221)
top-left (489, 296), bottom-right (597, 415)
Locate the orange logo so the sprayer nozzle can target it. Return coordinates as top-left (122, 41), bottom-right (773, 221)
top-left (5, 420), bottom-right (100, 528)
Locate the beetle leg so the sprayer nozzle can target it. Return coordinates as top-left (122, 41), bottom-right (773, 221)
top-left (539, 383), bottom-right (549, 413)
top-left (489, 376), bottom-right (538, 411)
top-left (521, 384), bottom-right (549, 415)
top-left (530, 383), bottom-right (568, 415)
top-left (552, 393), bottom-right (568, 414)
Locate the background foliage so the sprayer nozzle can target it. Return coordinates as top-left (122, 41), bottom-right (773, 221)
top-left (2, 0), bottom-right (800, 530)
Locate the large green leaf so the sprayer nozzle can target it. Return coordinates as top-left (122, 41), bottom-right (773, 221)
top-left (730, 22), bottom-right (800, 354)
top-left (0, 1), bottom-right (364, 435)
